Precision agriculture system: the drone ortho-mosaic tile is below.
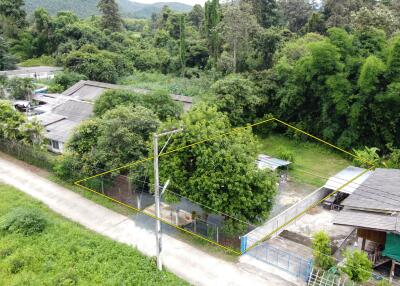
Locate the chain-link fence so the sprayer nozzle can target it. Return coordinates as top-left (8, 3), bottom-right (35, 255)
top-left (0, 139), bottom-right (55, 171)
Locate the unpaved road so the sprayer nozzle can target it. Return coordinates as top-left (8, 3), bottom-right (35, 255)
top-left (0, 155), bottom-right (294, 286)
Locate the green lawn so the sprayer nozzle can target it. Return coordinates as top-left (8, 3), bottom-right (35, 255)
top-left (0, 184), bottom-right (188, 286)
top-left (258, 134), bottom-right (352, 187)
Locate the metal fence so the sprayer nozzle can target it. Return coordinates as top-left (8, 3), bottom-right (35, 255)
top-left (247, 239), bottom-right (313, 281)
top-left (0, 139), bottom-right (55, 171)
top-left (307, 268), bottom-right (356, 286)
top-left (242, 187), bottom-right (333, 251)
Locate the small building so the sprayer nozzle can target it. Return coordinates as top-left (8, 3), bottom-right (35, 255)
top-left (333, 168), bottom-right (400, 282)
top-left (33, 80), bottom-right (194, 153)
top-left (256, 154), bottom-right (292, 171)
top-left (0, 66), bottom-right (63, 79)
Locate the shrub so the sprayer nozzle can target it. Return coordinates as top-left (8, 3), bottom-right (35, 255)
top-left (0, 207), bottom-right (48, 236)
top-left (278, 148), bottom-right (295, 163)
top-left (9, 258), bottom-right (25, 274)
top-left (353, 146), bottom-right (381, 168)
top-left (312, 231), bottom-right (335, 270)
top-left (340, 249), bottom-right (372, 283)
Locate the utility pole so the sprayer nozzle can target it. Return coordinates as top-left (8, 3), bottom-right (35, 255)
top-left (153, 128), bottom-right (182, 271)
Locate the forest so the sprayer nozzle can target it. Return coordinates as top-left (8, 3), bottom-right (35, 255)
top-left (1, 0), bottom-right (400, 227)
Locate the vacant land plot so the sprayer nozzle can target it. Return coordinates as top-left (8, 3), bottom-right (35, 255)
top-left (259, 134), bottom-right (351, 187)
top-left (0, 183), bottom-right (188, 286)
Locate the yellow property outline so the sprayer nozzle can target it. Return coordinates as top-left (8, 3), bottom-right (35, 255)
top-left (74, 117), bottom-right (375, 256)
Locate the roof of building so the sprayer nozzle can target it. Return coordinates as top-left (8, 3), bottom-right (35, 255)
top-left (36, 113), bottom-right (66, 127)
top-left (0, 66), bottom-right (63, 76)
top-left (257, 154), bottom-right (292, 171)
top-left (323, 166), bottom-right (373, 194)
top-left (341, 168), bottom-right (400, 212)
top-left (45, 119), bottom-right (80, 142)
top-left (62, 80), bottom-right (194, 110)
top-left (51, 100), bottom-right (93, 122)
top-left (333, 209), bottom-right (400, 234)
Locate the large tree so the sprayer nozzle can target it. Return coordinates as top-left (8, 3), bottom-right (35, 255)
top-left (218, 2), bottom-right (261, 73)
top-left (204, 0), bottom-right (221, 65)
top-left (0, 0), bottom-right (26, 36)
top-left (97, 0), bottom-right (123, 32)
top-left (244, 0), bottom-right (280, 28)
top-left (157, 104), bottom-right (277, 224)
top-left (0, 36), bottom-right (16, 70)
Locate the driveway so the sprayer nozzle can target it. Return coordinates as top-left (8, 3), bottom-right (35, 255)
top-left (0, 155), bottom-right (294, 286)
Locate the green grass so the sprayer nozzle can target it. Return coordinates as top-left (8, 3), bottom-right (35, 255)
top-left (118, 71), bottom-right (216, 99)
top-left (0, 183), bottom-right (188, 286)
top-left (258, 134), bottom-right (352, 187)
top-left (18, 55), bottom-right (57, 67)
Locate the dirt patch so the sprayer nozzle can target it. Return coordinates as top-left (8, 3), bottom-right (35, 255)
top-left (0, 151), bottom-right (50, 178)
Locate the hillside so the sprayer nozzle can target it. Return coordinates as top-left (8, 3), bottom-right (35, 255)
top-left (23, 0), bottom-right (193, 19)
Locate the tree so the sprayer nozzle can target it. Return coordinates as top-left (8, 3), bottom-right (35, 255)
top-left (303, 12), bottom-right (326, 34)
top-left (0, 0), bottom-right (27, 36)
top-left (0, 36), bottom-right (16, 70)
top-left (387, 37), bottom-right (400, 82)
top-left (179, 15), bottom-right (186, 75)
top-left (50, 71), bottom-right (87, 91)
top-left (204, 0), bottom-right (221, 65)
top-left (341, 249), bottom-right (372, 282)
top-left (0, 100), bottom-right (43, 144)
top-left (244, 0), bottom-right (280, 28)
top-left (279, 0), bottom-right (312, 33)
top-left (157, 104), bottom-right (277, 224)
top-left (97, 0), bottom-right (123, 32)
top-left (188, 4), bottom-right (204, 29)
top-left (93, 89), bottom-right (182, 120)
top-left (212, 74), bottom-right (260, 126)
top-left (6, 78), bottom-right (34, 100)
top-left (312, 231), bottom-right (335, 270)
top-left (218, 2), bottom-right (261, 73)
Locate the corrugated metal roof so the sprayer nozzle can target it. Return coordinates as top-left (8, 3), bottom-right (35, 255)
top-left (342, 168), bottom-right (400, 212)
top-left (52, 100), bottom-right (93, 122)
top-left (45, 119), bottom-right (79, 142)
top-left (323, 166), bottom-right (373, 194)
top-left (256, 154), bottom-right (292, 171)
top-left (334, 209), bottom-right (400, 233)
top-left (36, 113), bottom-right (66, 126)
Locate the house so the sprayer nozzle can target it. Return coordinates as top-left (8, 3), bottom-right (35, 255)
top-left (333, 168), bottom-right (400, 282)
top-left (62, 80), bottom-right (194, 111)
top-left (0, 66), bottom-right (63, 79)
top-left (33, 80), bottom-right (194, 153)
top-left (36, 99), bottom-right (93, 153)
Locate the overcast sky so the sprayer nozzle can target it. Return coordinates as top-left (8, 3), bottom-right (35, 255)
top-left (134, 0), bottom-right (204, 6)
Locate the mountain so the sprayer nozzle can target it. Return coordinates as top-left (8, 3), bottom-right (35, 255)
top-left (23, 0), bottom-right (193, 19)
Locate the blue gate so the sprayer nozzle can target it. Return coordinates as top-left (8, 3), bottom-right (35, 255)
top-left (246, 241), bottom-right (313, 281)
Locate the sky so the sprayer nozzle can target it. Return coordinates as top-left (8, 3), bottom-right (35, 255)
top-left (134, 0), bottom-right (204, 6)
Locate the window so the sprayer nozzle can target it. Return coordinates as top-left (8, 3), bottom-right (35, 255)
top-left (52, 140), bottom-right (59, 150)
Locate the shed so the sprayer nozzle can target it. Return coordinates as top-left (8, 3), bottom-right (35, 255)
top-left (256, 154), bottom-right (292, 171)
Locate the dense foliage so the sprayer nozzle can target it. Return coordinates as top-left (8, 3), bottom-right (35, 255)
top-left (341, 249), bottom-right (373, 282)
top-left (0, 184), bottom-right (188, 285)
top-left (156, 104), bottom-right (277, 224)
top-left (311, 231), bottom-right (335, 270)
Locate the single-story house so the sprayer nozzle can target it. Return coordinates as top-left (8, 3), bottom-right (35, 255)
top-left (33, 80), bottom-right (194, 153)
top-left (0, 66), bottom-right (63, 79)
top-left (333, 168), bottom-right (400, 282)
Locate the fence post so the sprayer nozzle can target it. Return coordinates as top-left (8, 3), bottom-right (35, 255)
top-left (216, 226), bottom-right (219, 243)
top-left (240, 236), bottom-right (247, 253)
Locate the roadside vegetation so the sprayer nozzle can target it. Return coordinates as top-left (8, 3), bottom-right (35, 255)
top-left (0, 183), bottom-right (188, 285)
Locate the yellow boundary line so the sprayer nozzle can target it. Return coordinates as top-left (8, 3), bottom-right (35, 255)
top-left (74, 117), bottom-right (375, 256)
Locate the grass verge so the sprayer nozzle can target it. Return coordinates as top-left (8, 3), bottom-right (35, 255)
top-left (0, 183), bottom-right (188, 286)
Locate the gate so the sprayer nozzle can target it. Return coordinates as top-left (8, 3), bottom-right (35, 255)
top-left (246, 240), bottom-right (313, 281)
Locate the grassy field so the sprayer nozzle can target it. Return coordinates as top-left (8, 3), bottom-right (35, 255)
top-left (258, 134), bottom-right (352, 187)
top-left (0, 184), bottom-right (188, 286)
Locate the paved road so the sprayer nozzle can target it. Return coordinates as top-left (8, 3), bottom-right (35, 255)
top-left (0, 156), bottom-right (294, 286)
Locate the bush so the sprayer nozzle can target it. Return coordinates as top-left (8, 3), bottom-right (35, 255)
top-left (353, 147), bottom-right (381, 168)
top-left (278, 148), bottom-right (295, 163)
top-left (340, 249), bottom-right (372, 283)
top-left (19, 55), bottom-right (57, 67)
top-left (312, 231), bottom-right (335, 270)
top-left (0, 207), bottom-right (48, 236)
top-left (52, 71), bottom-right (87, 91)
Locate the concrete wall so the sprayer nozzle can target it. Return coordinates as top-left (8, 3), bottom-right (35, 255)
top-left (243, 187), bottom-right (333, 250)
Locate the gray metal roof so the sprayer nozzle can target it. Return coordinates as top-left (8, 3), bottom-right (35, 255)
top-left (341, 168), bottom-right (400, 212)
top-left (256, 154), bottom-right (292, 171)
top-left (52, 100), bottom-right (93, 122)
top-left (62, 80), bottom-right (193, 110)
top-left (323, 166), bottom-right (373, 194)
top-left (334, 209), bottom-right (400, 233)
top-left (45, 119), bottom-right (79, 142)
top-left (36, 113), bottom-right (66, 126)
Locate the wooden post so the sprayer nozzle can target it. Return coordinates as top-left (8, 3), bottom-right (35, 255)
top-left (361, 237), bottom-right (366, 251)
top-left (389, 260), bottom-right (395, 283)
